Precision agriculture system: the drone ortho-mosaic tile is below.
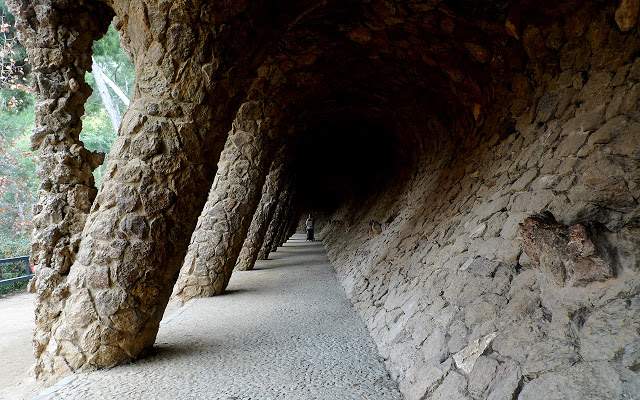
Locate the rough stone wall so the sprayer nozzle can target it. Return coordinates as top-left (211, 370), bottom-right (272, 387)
top-left (321, 5), bottom-right (640, 399)
top-left (6, 0), bottom-right (114, 384)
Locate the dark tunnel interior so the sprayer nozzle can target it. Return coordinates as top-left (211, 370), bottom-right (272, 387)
top-left (293, 112), bottom-right (403, 212)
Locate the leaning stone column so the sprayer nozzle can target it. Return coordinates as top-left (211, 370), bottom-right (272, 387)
top-left (173, 101), bottom-right (280, 302)
top-left (273, 190), bottom-right (298, 249)
top-left (258, 182), bottom-right (292, 260)
top-left (234, 149), bottom-right (289, 271)
top-left (6, 0), bottom-right (113, 385)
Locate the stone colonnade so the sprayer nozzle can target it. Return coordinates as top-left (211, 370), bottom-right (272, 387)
top-left (257, 181), bottom-right (296, 261)
top-left (7, 0), bottom-right (300, 384)
top-left (172, 99), bottom-right (290, 302)
top-left (235, 147), bottom-right (292, 271)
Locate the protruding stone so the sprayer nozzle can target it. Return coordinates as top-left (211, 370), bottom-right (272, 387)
top-left (616, 0), bottom-right (640, 32)
top-left (453, 332), bottom-right (498, 374)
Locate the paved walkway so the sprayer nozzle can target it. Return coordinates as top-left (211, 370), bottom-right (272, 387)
top-left (33, 234), bottom-right (402, 400)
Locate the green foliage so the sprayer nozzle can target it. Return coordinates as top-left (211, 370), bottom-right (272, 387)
top-left (0, 3), bottom-right (131, 258)
top-left (81, 24), bottom-right (133, 187)
top-left (0, 93), bottom-right (34, 257)
top-left (0, 0), bottom-right (30, 113)
top-left (82, 108), bottom-right (117, 155)
top-left (84, 24), bottom-right (134, 119)
top-left (0, 1), bottom-right (33, 259)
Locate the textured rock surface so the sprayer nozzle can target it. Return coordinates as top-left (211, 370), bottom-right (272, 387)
top-left (173, 101), bottom-right (278, 301)
top-left (9, 0), bottom-right (275, 384)
top-left (316, 3), bottom-right (640, 399)
top-left (235, 149), bottom-right (291, 271)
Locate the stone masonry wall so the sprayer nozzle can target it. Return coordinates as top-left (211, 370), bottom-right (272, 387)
top-left (321, 6), bottom-right (640, 400)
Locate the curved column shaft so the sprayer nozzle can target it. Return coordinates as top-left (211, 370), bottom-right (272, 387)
top-left (173, 101), bottom-right (278, 302)
top-left (235, 149), bottom-right (289, 271)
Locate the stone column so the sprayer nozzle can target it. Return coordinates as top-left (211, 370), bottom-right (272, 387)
top-left (6, 0), bottom-right (113, 385)
top-left (258, 182), bottom-right (293, 259)
top-left (235, 148), bottom-right (289, 271)
top-left (257, 181), bottom-right (289, 260)
top-left (173, 101), bottom-right (279, 302)
top-left (273, 190), bottom-right (298, 249)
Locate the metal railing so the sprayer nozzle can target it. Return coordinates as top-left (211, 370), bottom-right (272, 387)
top-left (0, 256), bottom-right (32, 287)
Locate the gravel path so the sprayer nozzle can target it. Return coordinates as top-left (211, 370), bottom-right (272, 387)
top-left (32, 234), bottom-right (402, 400)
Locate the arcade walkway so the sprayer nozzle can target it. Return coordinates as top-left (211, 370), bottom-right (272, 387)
top-left (30, 234), bottom-right (401, 400)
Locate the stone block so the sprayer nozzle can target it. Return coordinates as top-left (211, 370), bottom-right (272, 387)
top-left (579, 298), bottom-right (640, 362)
top-left (447, 319), bottom-right (468, 354)
top-left (120, 214), bottom-right (149, 239)
top-left (399, 359), bottom-right (452, 400)
top-left (486, 360), bottom-right (522, 400)
top-left (421, 328), bottom-right (448, 365)
top-left (86, 265), bottom-right (110, 289)
top-left (560, 112), bottom-right (604, 138)
top-left (555, 131), bottom-right (588, 157)
top-left (611, 64), bottom-right (631, 86)
top-left (616, 0), bottom-right (640, 31)
top-left (528, 189), bottom-right (555, 212)
top-left (468, 356), bottom-right (499, 397)
top-left (530, 174), bottom-right (560, 190)
top-left (464, 257), bottom-right (501, 278)
top-left (500, 212), bottom-right (529, 240)
top-left (535, 93), bottom-right (559, 122)
top-left (64, 289), bottom-right (98, 328)
top-left (605, 121), bottom-right (640, 158)
top-left (496, 239), bottom-right (522, 262)
top-left (430, 371), bottom-right (469, 400)
top-left (573, 159), bottom-right (636, 212)
top-left (93, 288), bottom-right (126, 317)
top-left (474, 195), bottom-right (510, 221)
top-left (469, 222), bottom-right (486, 239)
top-left (519, 362), bottom-right (640, 400)
top-left (587, 115), bottom-right (628, 146)
top-left (510, 169), bottom-right (538, 192)
top-left (555, 175), bottom-right (575, 192)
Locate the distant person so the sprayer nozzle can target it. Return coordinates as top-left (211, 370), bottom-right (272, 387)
top-left (306, 214), bottom-right (315, 241)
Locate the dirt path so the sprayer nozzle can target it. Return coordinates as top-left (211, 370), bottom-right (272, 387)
top-left (0, 291), bottom-right (43, 400)
top-left (0, 235), bottom-right (400, 399)
top-left (0, 291), bottom-right (182, 400)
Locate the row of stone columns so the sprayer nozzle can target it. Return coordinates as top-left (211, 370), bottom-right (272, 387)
top-left (172, 100), bottom-right (280, 302)
top-left (8, 0), bottom-right (301, 384)
top-left (257, 181), bottom-right (295, 260)
top-left (9, 0), bottom-right (307, 384)
top-left (235, 147), bottom-right (292, 271)
top-left (7, 0), bottom-right (115, 383)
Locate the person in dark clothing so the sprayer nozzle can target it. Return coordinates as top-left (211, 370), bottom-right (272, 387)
top-left (306, 214), bottom-right (315, 241)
